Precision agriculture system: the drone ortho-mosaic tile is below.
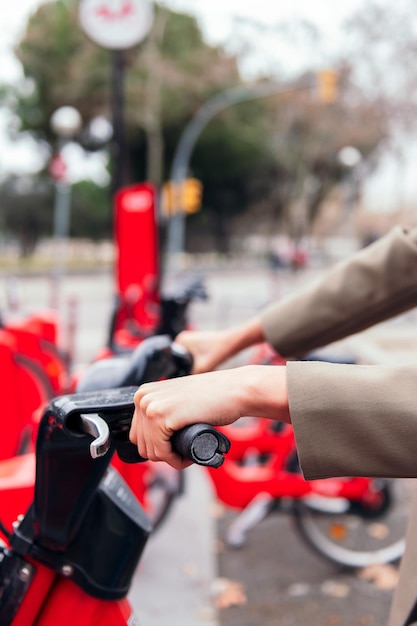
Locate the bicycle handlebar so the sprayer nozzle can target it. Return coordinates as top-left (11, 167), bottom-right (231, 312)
top-left (64, 386), bottom-right (230, 468)
top-left (29, 336), bottom-right (231, 551)
top-left (73, 335), bottom-right (230, 467)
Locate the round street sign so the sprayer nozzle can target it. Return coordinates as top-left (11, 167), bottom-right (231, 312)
top-left (78, 0), bottom-right (154, 50)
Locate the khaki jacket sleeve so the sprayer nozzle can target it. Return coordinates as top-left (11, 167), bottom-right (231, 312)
top-left (288, 360), bottom-right (417, 479)
top-left (260, 225), bottom-right (417, 626)
top-left (260, 225), bottom-right (417, 358)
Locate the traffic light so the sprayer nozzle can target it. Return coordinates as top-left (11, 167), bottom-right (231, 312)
top-left (160, 181), bottom-right (175, 217)
top-left (183, 178), bottom-right (203, 214)
top-left (161, 178), bottom-right (203, 216)
top-left (316, 69), bottom-right (339, 104)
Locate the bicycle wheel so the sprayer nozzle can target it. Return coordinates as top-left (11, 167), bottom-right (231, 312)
top-left (293, 478), bottom-right (413, 568)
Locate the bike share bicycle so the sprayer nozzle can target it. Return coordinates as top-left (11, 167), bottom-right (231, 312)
top-left (0, 336), bottom-right (230, 626)
top-left (211, 341), bottom-right (409, 568)
top-left (3, 277), bottom-right (407, 569)
top-left (62, 335), bottom-right (412, 570)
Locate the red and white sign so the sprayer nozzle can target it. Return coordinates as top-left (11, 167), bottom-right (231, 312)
top-left (78, 0), bottom-right (154, 50)
top-left (49, 153), bottom-right (67, 182)
top-left (121, 188), bottom-right (154, 212)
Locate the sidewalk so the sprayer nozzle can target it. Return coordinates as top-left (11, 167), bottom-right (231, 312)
top-left (129, 466), bottom-right (219, 626)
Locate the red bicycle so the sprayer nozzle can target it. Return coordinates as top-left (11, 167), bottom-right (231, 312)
top-left (62, 339), bottom-right (411, 569)
top-left (0, 347), bottom-right (229, 626)
top-left (203, 341), bottom-right (409, 568)
top-left (0, 309), bottom-right (69, 459)
top-left (1, 299), bottom-right (409, 570)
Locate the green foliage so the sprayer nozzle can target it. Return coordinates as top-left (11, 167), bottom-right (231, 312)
top-left (1, 0), bottom-right (392, 255)
top-left (0, 176), bottom-right (54, 257)
top-left (70, 180), bottom-right (112, 239)
top-left (14, 0), bottom-right (111, 138)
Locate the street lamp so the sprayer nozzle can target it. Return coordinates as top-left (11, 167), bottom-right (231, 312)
top-left (337, 145), bottom-right (362, 169)
top-left (165, 76), bottom-right (321, 273)
top-left (50, 105), bottom-right (82, 308)
top-left (337, 145), bottom-right (363, 239)
top-left (50, 106), bottom-right (82, 140)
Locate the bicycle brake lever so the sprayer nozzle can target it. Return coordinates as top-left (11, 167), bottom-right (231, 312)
top-left (78, 413), bottom-right (111, 459)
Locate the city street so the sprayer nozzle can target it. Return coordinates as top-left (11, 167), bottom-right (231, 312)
top-left (2, 264), bottom-right (417, 626)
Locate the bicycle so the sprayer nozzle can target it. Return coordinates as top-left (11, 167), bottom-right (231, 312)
top-left (99, 272), bottom-right (208, 358)
top-left (0, 287), bottom-right (409, 570)
top-left (0, 339), bottom-right (230, 626)
top-left (0, 309), bottom-right (69, 459)
top-left (68, 338), bottom-right (411, 569)
top-left (209, 341), bottom-right (409, 569)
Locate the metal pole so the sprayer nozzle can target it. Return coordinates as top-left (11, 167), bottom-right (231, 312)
top-left (165, 79), bottom-right (314, 271)
top-left (111, 49), bottom-right (128, 197)
top-left (51, 179), bottom-right (72, 310)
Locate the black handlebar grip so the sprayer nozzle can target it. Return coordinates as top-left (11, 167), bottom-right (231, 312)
top-left (115, 422), bottom-right (231, 467)
top-left (171, 424), bottom-right (230, 468)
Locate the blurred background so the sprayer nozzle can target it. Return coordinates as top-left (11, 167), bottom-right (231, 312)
top-left (2, 3), bottom-right (417, 625)
top-left (1, 0), bottom-right (417, 275)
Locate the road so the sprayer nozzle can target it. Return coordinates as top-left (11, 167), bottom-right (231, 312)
top-left (2, 265), bottom-right (416, 626)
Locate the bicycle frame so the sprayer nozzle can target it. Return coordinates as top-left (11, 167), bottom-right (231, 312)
top-left (204, 417), bottom-right (385, 511)
top-left (0, 363), bottom-right (228, 626)
top-left (6, 560), bottom-right (133, 626)
top-left (0, 310), bottom-right (69, 459)
top-left (1, 387), bottom-right (153, 626)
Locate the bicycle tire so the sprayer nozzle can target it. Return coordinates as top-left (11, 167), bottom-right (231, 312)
top-left (293, 478), bottom-right (411, 568)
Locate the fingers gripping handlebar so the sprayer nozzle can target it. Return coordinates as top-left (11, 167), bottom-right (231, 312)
top-left (70, 388), bottom-right (230, 468)
top-left (73, 335), bottom-right (230, 466)
top-left (32, 387), bottom-right (230, 552)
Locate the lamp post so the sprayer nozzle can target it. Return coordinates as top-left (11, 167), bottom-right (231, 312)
top-left (49, 105), bottom-right (82, 308)
top-left (78, 0), bottom-right (154, 196)
top-left (337, 145), bottom-right (363, 239)
top-left (165, 78), bottom-right (318, 273)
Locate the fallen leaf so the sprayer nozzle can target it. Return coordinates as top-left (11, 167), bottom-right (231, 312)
top-left (358, 564), bottom-right (399, 590)
top-left (211, 577), bottom-right (247, 608)
top-left (367, 523), bottom-right (390, 540)
top-left (287, 582), bottom-right (310, 597)
top-left (209, 501), bottom-right (225, 519)
top-left (321, 580), bottom-right (351, 598)
top-left (213, 538), bottom-right (225, 554)
top-left (182, 561), bottom-right (199, 578)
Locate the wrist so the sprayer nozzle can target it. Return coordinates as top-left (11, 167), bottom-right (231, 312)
top-left (226, 318), bottom-right (265, 356)
top-left (239, 364), bottom-right (291, 424)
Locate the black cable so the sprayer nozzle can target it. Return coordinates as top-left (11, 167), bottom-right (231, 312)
top-left (0, 519), bottom-right (11, 541)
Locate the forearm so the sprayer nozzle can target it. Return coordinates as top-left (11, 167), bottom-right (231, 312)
top-left (261, 226), bottom-right (417, 357)
top-left (175, 318), bottom-right (266, 373)
top-left (219, 318), bottom-right (266, 359)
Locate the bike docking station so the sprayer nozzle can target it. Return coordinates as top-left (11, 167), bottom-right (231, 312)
top-left (1, 387), bottom-right (153, 624)
top-left (0, 336), bottom-right (230, 626)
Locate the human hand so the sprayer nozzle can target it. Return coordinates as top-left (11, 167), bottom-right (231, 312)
top-left (174, 329), bottom-right (233, 373)
top-left (175, 318), bottom-right (265, 374)
top-left (129, 364), bottom-right (290, 468)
